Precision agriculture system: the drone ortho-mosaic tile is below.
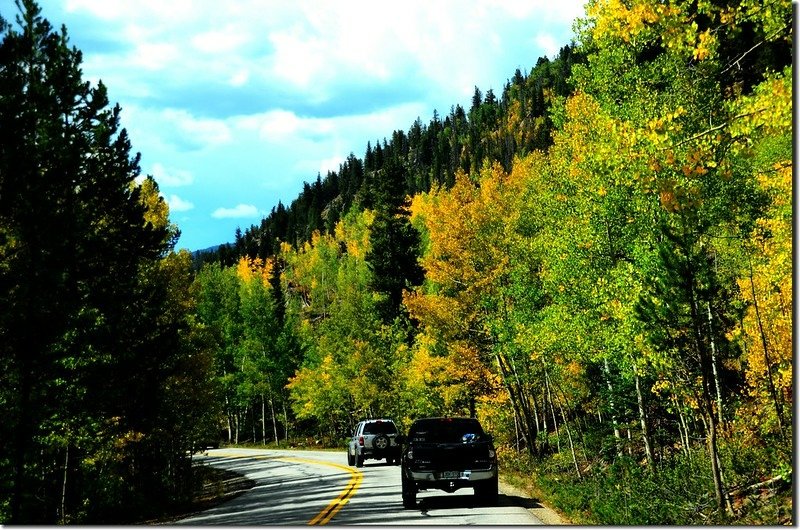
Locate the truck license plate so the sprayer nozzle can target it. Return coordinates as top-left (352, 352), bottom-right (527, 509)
top-left (440, 471), bottom-right (459, 479)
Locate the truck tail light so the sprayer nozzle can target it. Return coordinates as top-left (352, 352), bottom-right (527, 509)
top-left (359, 436), bottom-right (364, 446)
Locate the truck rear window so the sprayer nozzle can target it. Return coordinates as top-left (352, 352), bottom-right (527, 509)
top-left (409, 418), bottom-right (485, 443)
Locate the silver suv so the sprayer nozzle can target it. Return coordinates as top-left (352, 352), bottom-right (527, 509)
top-left (347, 419), bottom-right (401, 467)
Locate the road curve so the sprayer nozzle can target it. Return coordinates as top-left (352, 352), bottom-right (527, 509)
top-left (177, 448), bottom-right (545, 525)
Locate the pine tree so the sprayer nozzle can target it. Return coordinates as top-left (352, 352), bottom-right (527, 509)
top-left (0, 1), bottom-right (185, 522)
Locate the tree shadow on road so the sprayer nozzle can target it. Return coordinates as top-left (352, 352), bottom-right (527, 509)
top-left (417, 492), bottom-right (543, 511)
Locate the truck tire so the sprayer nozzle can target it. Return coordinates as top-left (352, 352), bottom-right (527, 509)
top-left (347, 449), bottom-right (355, 466)
top-left (474, 475), bottom-right (499, 506)
top-left (401, 473), bottom-right (416, 509)
top-left (356, 451), bottom-right (364, 468)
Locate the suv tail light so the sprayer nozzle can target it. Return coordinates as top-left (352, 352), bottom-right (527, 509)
top-left (359, 436), bottom-right (365, 446)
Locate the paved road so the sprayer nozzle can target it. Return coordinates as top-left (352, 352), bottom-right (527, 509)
top-left (177, 448), bottom-right (545, 525)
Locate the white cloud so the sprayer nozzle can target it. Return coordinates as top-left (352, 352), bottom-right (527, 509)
top-left (268, 28), bottom-right (327, 89)
top-left (212, 204), bottom-right (260, 219)
top-left (166, 194), bottom-right (195, 212)
top-left (151, 162), bottom-right (193, 187)
top-left (162, 109), bottom-right (233, 147)
top-left (229, 69), bottom-right (250, 87)
top-left (493, 0), bottom-right (586, 22)
top-left (235, 103), bottom-right (426, 146)
top-left (319, 155), bottom-right (344, 175)
top-left (192, 27), bottom-right (250, 55)
top-left (131, 42), bottom-right (180, 71)
top-left (535, 33), bottom-right (560, 59)
top-left (252, 110), bottom-right (304, 142)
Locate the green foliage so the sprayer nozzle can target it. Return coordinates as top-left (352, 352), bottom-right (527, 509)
top-left (192, 256), bottom-right (300, 445)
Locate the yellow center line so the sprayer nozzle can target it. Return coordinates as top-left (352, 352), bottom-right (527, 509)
top-left (209, 452), bottom-right (363, 526)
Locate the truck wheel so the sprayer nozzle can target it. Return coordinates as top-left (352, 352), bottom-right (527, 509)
top-left (347, 450), bottom-right (355, 466)
top-left (474, 476), bottom-right (498, 506)
top-left (356, 451), bottom-right (364, 468)
top-left (401, 473), bottom-right (416, 509)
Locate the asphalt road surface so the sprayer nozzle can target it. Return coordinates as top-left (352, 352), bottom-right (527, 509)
top-left (177, 448), bottom-right (546, 525)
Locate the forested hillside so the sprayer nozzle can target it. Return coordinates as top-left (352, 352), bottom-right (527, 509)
top-left (1, 0), bottom-right (792, 525)
top-left (193, 44), bottom-right (583, 267)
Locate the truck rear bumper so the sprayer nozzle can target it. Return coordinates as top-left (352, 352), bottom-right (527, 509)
top-left (409, 468), bottom-right (496, 482)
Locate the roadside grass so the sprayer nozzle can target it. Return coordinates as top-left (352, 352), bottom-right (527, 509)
top-left (499, 435), bottom-right (792, 525)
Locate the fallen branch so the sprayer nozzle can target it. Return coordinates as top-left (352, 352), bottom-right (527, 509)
top-left (729, 474), bottom-right (788, 497)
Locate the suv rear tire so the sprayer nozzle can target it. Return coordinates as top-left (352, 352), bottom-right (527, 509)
top-left (347, 450), bottom-right (355, 466)
top-left (373, 434), bottom-right (389, 450)
top-left (356, 451), bottom-right (364, 468)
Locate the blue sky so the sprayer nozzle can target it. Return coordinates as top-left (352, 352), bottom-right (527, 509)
top-left (14, 0), bottom-right (586, 251)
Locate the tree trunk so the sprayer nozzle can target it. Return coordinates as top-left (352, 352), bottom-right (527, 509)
top-left (541, 381), bottom-right (548, 446)
top-left (283, 401), bottom-right (290, 442)
top-left (60, 444), bottom-right (69, 524)
top-left (705, 406), bottom-right (732, 515)
top-left (603, 356), bottom-right (623, 456)
top-left (270, 395), bottom-right (279, 444)
top-left (225, 394), bottom-right (233, 443)
top-left (261, 394), bottom-right (267, 445)
top-left (706, 302), bottom-right (724, 425)
top-left (556, 396), bottom-right (581, 478)
top-left (507, 353), bottom-right (540, 456)
top-left (494, 352), bottom-right (535, 455)
top-left (633, 363), bottom-right (656, 471)
top-left (544, 370), bottom-right (561, 453)
top-left (675, 412), bottom-right (687, 457)
top-left (252, 405), bottom-right (257, 443)
top-left (687, 273), bottom-right (729, 515)
top-left (673, 395), bottom-right (691, 459)
top-left (531, 392), bottom-right (542, 435)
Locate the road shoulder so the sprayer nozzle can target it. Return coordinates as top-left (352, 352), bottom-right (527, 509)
top-left (499, 477), bottom-right (569, 525)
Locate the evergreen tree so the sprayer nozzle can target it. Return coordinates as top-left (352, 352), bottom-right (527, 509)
top-left (365, 157), bottom-right (424, 322)
top-left (0, 1), bottom-right (202, 522)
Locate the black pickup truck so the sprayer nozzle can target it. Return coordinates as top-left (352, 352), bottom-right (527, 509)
top-left (398, 417), bottom-right (498, 508)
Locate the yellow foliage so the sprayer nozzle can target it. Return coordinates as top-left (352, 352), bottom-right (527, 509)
top-left (729, 69), bottom-right (792, 144)
top-left (736, 157), bottom-right (792, 432)
top-left (236, 255), bottom-right (273, 286)
top-left (587, 0), bottom-right (790, 64)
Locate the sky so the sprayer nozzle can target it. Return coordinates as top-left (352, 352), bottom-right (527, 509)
top-left (12, 0), bottom-right (587, 251)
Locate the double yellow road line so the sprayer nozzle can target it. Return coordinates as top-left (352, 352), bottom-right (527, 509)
top-left (298, 458), bottom-right (363, 525)
top-left (213, 452), bottom-right (363, 525)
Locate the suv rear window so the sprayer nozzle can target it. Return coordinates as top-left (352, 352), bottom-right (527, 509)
top-left (408, 418), bottom-right (485, 443)
top-left (363, 421), bottom-right (398, 435)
